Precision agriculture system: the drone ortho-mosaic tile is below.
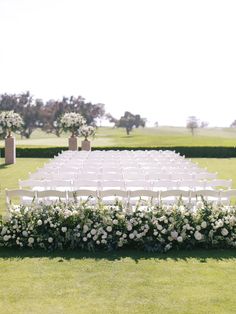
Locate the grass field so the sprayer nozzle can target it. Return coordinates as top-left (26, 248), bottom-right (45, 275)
top-left (1, 126), bottom-right (236, 147)
top-left (1, 248), bottom-right (236, 314)
top-left (1, 157), bottom-right (236, 313)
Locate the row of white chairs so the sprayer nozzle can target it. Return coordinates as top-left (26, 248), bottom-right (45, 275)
top-left (29, 171), bottom-right (217, 181)
top-left (6, 188), bottom-right (236, 209)
top-left (19, 179), bottom-right (232, 191)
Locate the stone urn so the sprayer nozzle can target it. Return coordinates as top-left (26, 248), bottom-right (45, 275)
top-left (5, 131), bottom-right (16, 164)
top-left (81, 139), bottom-right (91, 151)
top-left (68, 133), bottom-right (78, 151)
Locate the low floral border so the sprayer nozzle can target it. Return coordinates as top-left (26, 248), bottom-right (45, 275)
top-left (1, 200), bottom-right (236, 252)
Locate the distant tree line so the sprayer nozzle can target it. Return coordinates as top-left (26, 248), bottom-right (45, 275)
top-left (0, 91), bottom-right (147, 138)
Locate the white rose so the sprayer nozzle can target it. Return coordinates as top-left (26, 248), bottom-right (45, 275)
top-left (201, 221), bottom-right (207, 229)
top-left (83, 237), bottom-right (87, 242)
top-left (106, 226), bottom-right (112, 232)
top-left (157, 224), bottom-right (163, 231)
top-left (127, 224), bottom-right (132, 231)
top-left (37, 220), bottom-right (43, 226)
top-left (48, 237), bottom-right (53, 243)
top-left (61, 227), bottom-right (67, 233)
top-left (113, 219), bottom-right (118, 225)
top-left (91, 229), bottom-right (96, 235)
top-left (177, 236), bottom-right (183, 243)
top-left (83, 225), bottom-right (89, 233)
top-left (170, 231), bottom-right (178, 239)
top-left (194, 231), bottom-right (202, 241)
top-left (129, 233), bottom-right (135, 239)
top-left (28, 237), bottom-right (34, 244)
top-left (221, 228), bottom-right (229, 236)
top-left (22, 230), bottom-right (28, 237)
top-left (1, 227), bottom-right (8, 235)
top-left (3, 235), bottom-right (10, 241)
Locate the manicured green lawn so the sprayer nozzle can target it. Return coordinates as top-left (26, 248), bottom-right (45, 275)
top-left (1, 126), bottom-right (236, 147)
top-left (1, 157), bottom-right (236, 313)
top-left (1, 248), bottom-right (236, 314)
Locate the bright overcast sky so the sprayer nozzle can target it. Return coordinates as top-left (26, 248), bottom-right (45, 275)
top-left (0, 0), bottom-right (236, 126)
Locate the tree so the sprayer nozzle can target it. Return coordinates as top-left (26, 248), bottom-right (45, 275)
top-left (154, 121), bottom-right (159, 128)
top-left (186, 116), bottom-right (199, 135)
top-left (230, 120), bottom-right (236, 128)
top-left (41, 96), bottom-right (105, 136)
top-left (116, 111), bottom-right (146, 135)
top-left (0, 92), bottom-right (43, 138)
top-left (200, 121), bottom-right (209, 128)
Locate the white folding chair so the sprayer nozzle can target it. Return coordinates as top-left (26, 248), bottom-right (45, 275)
top-left (67, 189), bottom-right (98, 204)
top-left (190, 190), bottom-right (221, 204)
top-left (205, 179), bottom-right (232, 190)
top-left (220, 189), bottom-right (236, 205)
top-left (36, 190), bottom-right (67, 204)
top-left (71, 180), bottom-right (100, 191)
top-left (160, 190), bottom-right (190, 205)
top-left (128, 190), bottom-right (158, 207)
top-left (99, 189), bottom-right (128, 205)
top-left (125, 180), bottom-right (152, 190)
top-left (19, 179), bottom-right (48, 191)
top-left (5, 189), bottom-right (37, 208)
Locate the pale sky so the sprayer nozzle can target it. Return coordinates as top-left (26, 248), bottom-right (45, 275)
top-left (0, 0), bottom-right (236, 127)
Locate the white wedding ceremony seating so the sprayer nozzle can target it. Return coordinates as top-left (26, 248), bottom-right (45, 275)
top-left (6, 150), bottom-right (235, 209)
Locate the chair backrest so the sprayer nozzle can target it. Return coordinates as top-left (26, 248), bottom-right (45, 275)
top-left (160, 190), bottom-right (190, 204)
top-left (37, 190), bottom-right (67, 200)
top-left (67, 189), bottom-right (98, 202)
top-left (100, 180), bottom-right (126, 190)
top-left (5, 189), bottom-right (36, 208)
top-left (71, 180), bottom-right (100, 190)
top-left (220, 189), bottom-right (236, 204)
top-left (205, 179), bottom-right (232, 189)
top-left (190, 190), bottom-right (220, 203)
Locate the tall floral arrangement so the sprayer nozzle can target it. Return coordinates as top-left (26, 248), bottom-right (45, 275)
top-left (0, 111), bottom-right (24, 137)
top-left (60, 112), bottom-right (86, 137)
top-left (80, 125), bottom-right (96, 140)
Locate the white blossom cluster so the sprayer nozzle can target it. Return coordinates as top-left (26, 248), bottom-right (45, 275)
top-left (60, 112), bottom-right (86, 135)
top-left (1, 201), bottom-right (236, 252)
top-left (0, 110), bottom-right (24, 135)
top-left (79, 125), bottom-right (96, 140)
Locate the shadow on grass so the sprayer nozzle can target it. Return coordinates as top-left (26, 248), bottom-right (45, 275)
top-left (1, 247), bottom-right (236, 263)
top-left (0, 163), bottom-right (8, 169)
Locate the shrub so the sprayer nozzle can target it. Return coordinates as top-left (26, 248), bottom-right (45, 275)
top-left (1, 146), bottom-right (236, 158)
top-left (1, 201), bottom-right (236, 252)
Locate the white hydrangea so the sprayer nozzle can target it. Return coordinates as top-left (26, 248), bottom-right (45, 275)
top-left (28, 237), bottom-right (34, 244)
top-left (221, 228), bottom-right (229, 236)
top-left (60, 112), bottom-right (86, 135)
top-left (22, 230), bottom-right (28, 237)
top-left (0, 110), bottom-right (24, 135)
top-left (48, 237), bottom-right (53, 243)
top-left (61, 227), bottom-right (67, 233)
top-left (79, 125), bottom-right (96, 140)
top-left (194, 231), bottom-right (203, 241)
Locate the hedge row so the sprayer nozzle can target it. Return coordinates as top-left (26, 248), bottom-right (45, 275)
top-left (0, 146), bottom-right (236, 158)
top-left (1, 201), bottom-right (236, 252)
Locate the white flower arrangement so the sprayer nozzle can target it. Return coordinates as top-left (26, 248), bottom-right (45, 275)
top-left (0, 110), bottom-right (24, 137)
top-left (79, 125), bottom-right (96, 140)
top-left (59, 112), bottom-right (86, 137)
top-left (1, 201), bottom-right (236, 252)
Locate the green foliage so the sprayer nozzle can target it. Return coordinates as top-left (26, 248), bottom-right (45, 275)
top-left (2, 201), bottom-right (236, 252)
top-left (1, 146), bottom-right (236, 158)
